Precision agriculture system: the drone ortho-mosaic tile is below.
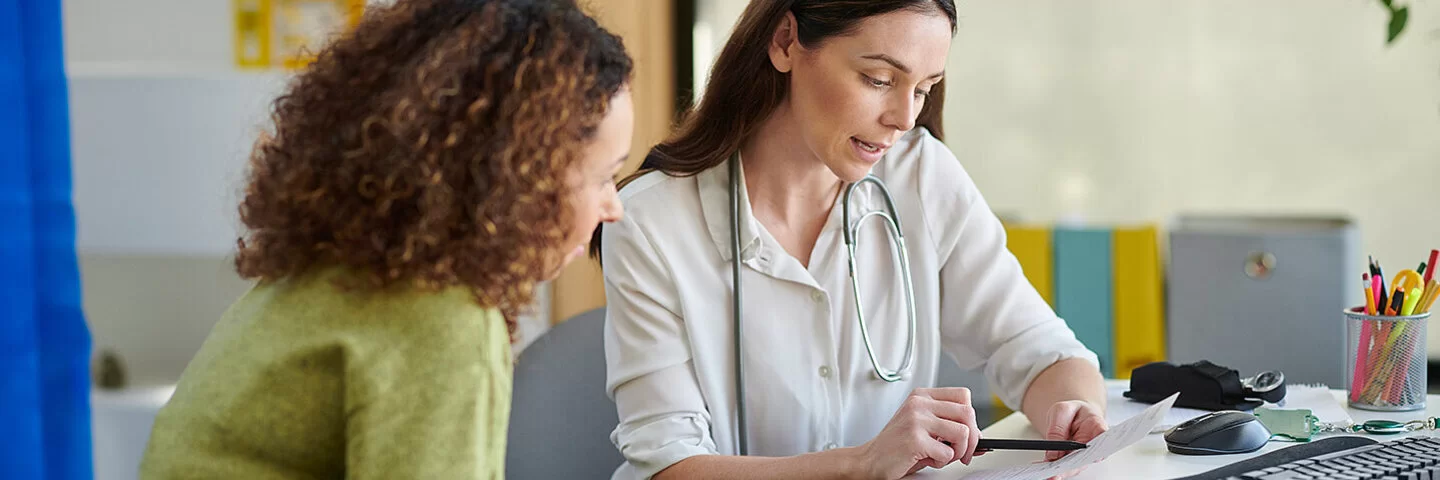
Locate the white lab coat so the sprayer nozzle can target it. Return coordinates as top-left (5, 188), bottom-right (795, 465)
top-left (600, 128), bottom-right (1098, 479)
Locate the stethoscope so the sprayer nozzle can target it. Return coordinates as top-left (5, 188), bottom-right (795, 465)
top-left (727, 153), bottom-right (918, 455)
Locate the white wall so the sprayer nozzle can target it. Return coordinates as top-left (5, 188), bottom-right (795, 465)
top-left (69, 71), bottom-right (282, 255)
top-left (697, 1), bottom-right (1440, 354)
top-left (65, 0), bottom-right (277, 391)
top-left (63, 0), bottom-right (233, 71)
top-left (945, 1), bottom-right (1439, 265)
top-left (64, 0), bottom-right (551, 392)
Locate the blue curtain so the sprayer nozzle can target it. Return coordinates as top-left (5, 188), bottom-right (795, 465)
top-left (0, 0), bottom-right (93, 478)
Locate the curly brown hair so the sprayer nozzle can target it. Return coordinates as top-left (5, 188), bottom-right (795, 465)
top-left (235, 0), bottom-right (632, 337)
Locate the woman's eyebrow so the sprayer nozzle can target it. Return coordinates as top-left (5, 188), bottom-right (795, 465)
top-left (860, 53), bottom-right (944, 80)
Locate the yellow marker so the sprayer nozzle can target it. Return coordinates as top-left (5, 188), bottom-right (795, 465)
top-left (1401, 287), bottom-right (1422, 316)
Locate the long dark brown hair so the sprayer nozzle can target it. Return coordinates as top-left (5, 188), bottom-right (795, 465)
top-left (591, 0), bottom-right (955, 258)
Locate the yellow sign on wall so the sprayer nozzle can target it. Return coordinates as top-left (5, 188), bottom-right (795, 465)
top-left (234, 0), bottom-right (364, 70)
top-left (233, 0), bottom-right (272, 69)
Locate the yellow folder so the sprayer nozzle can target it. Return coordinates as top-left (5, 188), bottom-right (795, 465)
top-left (995, 223), bottom-right (1054, 410)
top-left (1111, 225), bottom-right (1166, 379)
top-left (1003, 223), bottom-right (1054, 308)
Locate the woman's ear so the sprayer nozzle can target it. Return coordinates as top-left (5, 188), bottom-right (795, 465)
top-left (767, 11), bottom-right (798, 73)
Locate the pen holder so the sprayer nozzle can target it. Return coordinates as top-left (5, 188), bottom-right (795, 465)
top-left (1345, 308), bottom-right (1429, 411)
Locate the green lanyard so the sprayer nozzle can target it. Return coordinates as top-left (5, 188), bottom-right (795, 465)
top-left (1255, 407), bottom-right (1439, 441)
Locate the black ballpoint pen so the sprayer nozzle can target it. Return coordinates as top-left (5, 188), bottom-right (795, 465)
top-left (975, 439), bottom-right (1088, 452)
top-left (942, 439), bottom-right (1089, 452)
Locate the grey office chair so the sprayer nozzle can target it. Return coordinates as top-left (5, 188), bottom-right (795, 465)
top-left (935, 353), bottom-right (988, 393)
top-left (507, 307), bottom-right (624, 478)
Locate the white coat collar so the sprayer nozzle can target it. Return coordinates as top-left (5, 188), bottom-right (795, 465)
top-left (697, 150), bottom-right (884, 287)
top-left (698, 153), bottom-right (763, 263)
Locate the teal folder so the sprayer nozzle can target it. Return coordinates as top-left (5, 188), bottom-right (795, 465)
top-left (1053, 227), bottom-right (1114, 377)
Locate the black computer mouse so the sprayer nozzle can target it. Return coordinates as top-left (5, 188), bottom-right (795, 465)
top-left (1164, 410), bottom-right (1272, 455)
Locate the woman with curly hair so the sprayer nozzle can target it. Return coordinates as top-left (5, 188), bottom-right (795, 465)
top-left (139, 0), bottom-right (632, 477)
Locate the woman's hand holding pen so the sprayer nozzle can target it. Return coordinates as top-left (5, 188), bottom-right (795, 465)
top-left (853, 387), bottom-right (982, 480)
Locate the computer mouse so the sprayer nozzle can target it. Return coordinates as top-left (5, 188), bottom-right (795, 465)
top-left (1164, 410), bottom-right (1272, 455)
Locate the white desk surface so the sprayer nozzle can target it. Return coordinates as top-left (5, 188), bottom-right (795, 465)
top-left (913, 382), bottom-right (1440, 480)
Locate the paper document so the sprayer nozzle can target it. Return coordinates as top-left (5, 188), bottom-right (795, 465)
top-left (956, 393), bottom-right (1179, 480)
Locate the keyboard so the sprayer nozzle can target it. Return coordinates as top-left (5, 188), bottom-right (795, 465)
top-left (1227, 435), bottom-right (1440, 480)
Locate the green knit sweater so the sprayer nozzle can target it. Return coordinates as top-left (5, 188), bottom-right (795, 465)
top-left (140, 268), bottom-right (512, 479)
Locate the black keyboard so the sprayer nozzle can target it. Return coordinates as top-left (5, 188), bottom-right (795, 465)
top-left (1227, 435), bottom-right (1440, 480)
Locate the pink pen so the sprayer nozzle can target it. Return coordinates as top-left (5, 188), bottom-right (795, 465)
top-left (1374, 274), bottom-right (1383, 310)
top-left (1352, 275), bottom-right (1377, 402)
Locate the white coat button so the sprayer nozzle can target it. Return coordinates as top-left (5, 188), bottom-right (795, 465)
top-left (811, 290), bottom-right (824, 303)
top-left (818, 365), bottom-right (831, 378)
top-left (823, 442), bottom-right (838, 450)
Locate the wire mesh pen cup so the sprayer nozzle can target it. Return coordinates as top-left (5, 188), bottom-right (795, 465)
top-left (1346, 308), bottom-right (1429, 411)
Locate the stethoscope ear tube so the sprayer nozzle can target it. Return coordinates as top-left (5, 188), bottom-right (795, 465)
top-left (729, 154), bottom-right (749, 456)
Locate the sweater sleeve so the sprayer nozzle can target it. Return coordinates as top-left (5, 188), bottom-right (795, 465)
top-left (343, 295), bottom-right (512, 480)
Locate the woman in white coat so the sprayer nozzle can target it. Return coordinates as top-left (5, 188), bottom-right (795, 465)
top-left (593, 1), bottom-right (1107, 479)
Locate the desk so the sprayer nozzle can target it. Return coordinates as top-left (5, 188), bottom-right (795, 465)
top-left (915, 384), bottom-right (1440, 480)
top-left (92, 385), bottom-right (174, 480)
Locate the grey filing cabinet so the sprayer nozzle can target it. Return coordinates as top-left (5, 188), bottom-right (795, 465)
top-left (1166, 216), bottom-right (1357, 388)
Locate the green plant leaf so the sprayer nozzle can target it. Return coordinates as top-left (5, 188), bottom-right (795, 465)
top-left (1387, 6), bottom-right (1409, 44)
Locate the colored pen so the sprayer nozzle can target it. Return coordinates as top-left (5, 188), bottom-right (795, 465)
top-left (1417, 282), bottom-right (1432, 314)
top-left (1402, 287), bottom-right (1422, 316)
top-left (1367, 314), bottom-right (1411, 401)
top-left (1387, 287), bottom-right (1405, 316)
top-left (1427, 250), bottom-right (1438, 286)
top-left (1380, 263), bottom-right (1390, 311)
top-left (1420, 280), bottom-right (1439, 315)
top-left (1369, 287), bottom-right (1409, 400)
top-left (1420, 279), bottom-right (1436, 305)
top-left (1373, 274), bottom-right (1383, 311)
top-left (1353, 275), bottom-right (1377, 402)
top-left (1364, 283), bottom-right (1403, 402)
top-left (1364, 274), bottom-right (1377, 316)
